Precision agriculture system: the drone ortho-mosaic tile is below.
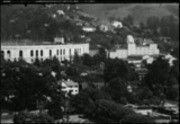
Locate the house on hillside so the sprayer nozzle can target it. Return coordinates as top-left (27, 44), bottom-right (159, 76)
top-left (59, 79), bottom-right (79, 96)
top-left (112, 21), bottom-right (123, 28)
top-left (82, 27), bottom-right (96, 32)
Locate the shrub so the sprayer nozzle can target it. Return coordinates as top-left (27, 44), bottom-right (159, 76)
top-left (94, 99), bottom-right (135, 122)
top-left (120, 114), bottom-right (154, 123)
top-left (13, 110), bottom-right (55, 124)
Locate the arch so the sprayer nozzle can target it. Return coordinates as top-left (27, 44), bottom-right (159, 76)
top-left (69, 49), bottom-right (71, 55)
top-left (30, 50), bottom-right (34, 57)
top-left (57, 49), bottom-right (59, 55)
top-left (40, 50), bottom-right (43, 57)
top-left (60, 49), bottom-right (62, 55)
top-left (49, 50), bottom-right (52, 56)
top-left (36, 50), bottom-right (39, 57)
top-left (19, 50), bottom-right (23, 58)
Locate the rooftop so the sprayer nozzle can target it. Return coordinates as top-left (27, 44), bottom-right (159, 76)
top-left (1, 39), bottom-right (87, 46)
top-left (59, 79), bottom-right (79, 87)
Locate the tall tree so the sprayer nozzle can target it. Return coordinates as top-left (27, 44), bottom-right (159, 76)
top-left (104, 58), bottom-right (136, 83)
top-left (144, 56), bottom-right (170, 98)
top-left (122, 15), bottom-right (134, 28)
top-left (146, 16), bottom-right (160, 31)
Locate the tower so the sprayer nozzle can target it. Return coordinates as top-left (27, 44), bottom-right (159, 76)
top-left (127, 35), bottom-right (136, 56)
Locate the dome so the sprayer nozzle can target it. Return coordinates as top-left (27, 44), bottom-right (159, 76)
top-left (127, 35), bottom-right (134, 44)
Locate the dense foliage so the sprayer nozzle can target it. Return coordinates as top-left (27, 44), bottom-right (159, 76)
top-left (144, 56), bottom-right (179, 101)
top-left (1, 5), bottom-right (178, 53)
top-left (13, 110), bottom-right (55, 124)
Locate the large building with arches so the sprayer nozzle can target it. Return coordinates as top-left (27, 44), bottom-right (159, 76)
top-left (1, 41), bottom-right (89, 63)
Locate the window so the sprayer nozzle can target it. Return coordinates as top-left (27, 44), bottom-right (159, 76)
top-left (36, 50), bottom-right (38, 57)
top-left (1, 51), bottom-right (4, 58)
top-left (69, 49), bottom-right (71, 55)
top-left (60, 49), bottom-right (62, 55)
top-left (40, 50), bottom-right (43, 56)
top-left (7, 50), bottom-right (11, 57)
top-left (19, 50), bottom-right (23, 57)
top-left (49, 50), bottom-right (52, 56)
top-left (63, 49), bottom-right (65, 55)
top-left (30, 50), bottom-right (33, 57)
top-left (57, 49), bottom-right (59, 55)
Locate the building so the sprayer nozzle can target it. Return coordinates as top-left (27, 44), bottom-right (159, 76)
top-left (60, 79), bottom-right (79, 95)
top-left (112, 21), bottom-right (123, 28)
top-left (82, 27), bottom-right (96, 32)
top-left (109, 35), bottom-right (160, 60)
top-left (1, 38), bottom-right (89, 63)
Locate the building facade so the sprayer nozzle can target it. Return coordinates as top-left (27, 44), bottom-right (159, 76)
top-left (109, 35), bottom-right (160, 59)
top-left (60, 79), bottom-right (79, 95)
top-left (1, 43), bottom-right (89, 63)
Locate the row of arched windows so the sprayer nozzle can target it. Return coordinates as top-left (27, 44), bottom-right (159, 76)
top-left (1, 50), bottom-right (23, 58)
top-left (1, 48), bottom-right (82, 59)
top-left (30, 50), bottom-right (43, 57)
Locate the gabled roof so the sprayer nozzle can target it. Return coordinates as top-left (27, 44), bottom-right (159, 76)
top-left (60, 79), bottom-right (79, 87)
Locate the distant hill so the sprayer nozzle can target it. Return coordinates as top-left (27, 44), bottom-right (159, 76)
top-left (78, 3), bottom-right (179, 25)
top-left (1, 4), bottom-right (179, 52)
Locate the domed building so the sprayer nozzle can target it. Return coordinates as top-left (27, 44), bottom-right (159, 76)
top-left (109, 35), bottom-right (160, 64)
top-left (127, 35), bottom-right (135, 44)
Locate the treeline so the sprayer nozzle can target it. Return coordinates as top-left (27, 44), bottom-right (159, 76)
top-left (1, 5), bottom-right (84, 42)
top-left (146, 15), bottom-right (179, 41)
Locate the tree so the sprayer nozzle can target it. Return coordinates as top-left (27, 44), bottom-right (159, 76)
top-left (94, 99), bottom-right (135, 123)
top-left (13, 110), bottom-right (55, 124)
top-left (70, 90), bottom-right (95, 116)
top-left (104, 58), bottom-right (136, 83)
top-left (34, 57), bottom-right (41, 66)
top-left (103, 78), bottom-right (128, 103)
top-left (160, 15), bottom-right (179, 40)
top-left (82, 53), bottom-right (95, 67)
top-left (120, 114), bottom-right (154, 123)
top-left (73, 51), bottom-right (81, 64)
top-left (144, 56), bottom-right (170, 98)
top-left (93, 47), bottom-right (107, 64)
top-left (122, 15), bottom-right (134, 28)
top-left (146, 16), bottom-right (160, 31)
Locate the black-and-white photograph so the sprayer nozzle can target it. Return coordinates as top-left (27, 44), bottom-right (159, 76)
top-left (1, 2), bottom-right (179, 124)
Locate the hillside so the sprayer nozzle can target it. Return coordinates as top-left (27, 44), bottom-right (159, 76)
top-left (1, 4), bottom-right (179, 52)
top-left (78, 3), bottom-right (179, 25)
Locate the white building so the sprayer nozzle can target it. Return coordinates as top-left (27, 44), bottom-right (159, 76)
top-left (1, 39), bottom-right (89, 63)
top-left (60, 79), bottom-right (79, 95)
top-left (112, 21), bottom-right (123, 28)
top-left (82, 27), bottom-right (96, 32)
top-left (109, 35), bottom-right (160, 59)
